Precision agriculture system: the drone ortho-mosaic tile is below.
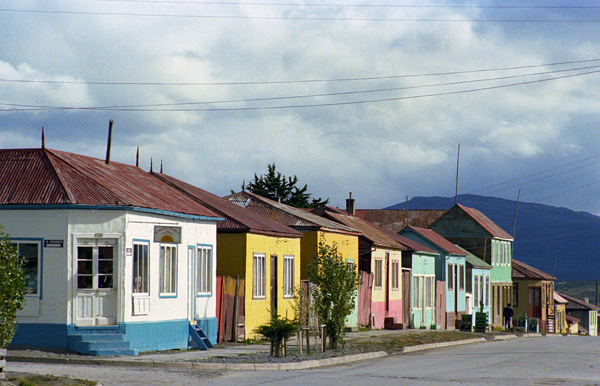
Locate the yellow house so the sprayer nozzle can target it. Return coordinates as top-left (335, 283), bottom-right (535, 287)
top-left (512, 259), bottom-right (556, 333)
top-left (155, 175), bottom-right (303, 339)
top-left (553, 292), bottom-right (568, 334)
top-left (226, 191), bottom-right (361, 328)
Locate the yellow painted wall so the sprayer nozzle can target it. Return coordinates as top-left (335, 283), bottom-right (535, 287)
top-left (244, 233), bottom-right (301, 339)
top-left (370, 247), bottom-right (403, 304)
top-left (299, 230), bottom-right (359, 280)
top-left (216, 233), bottom-right (246, 277)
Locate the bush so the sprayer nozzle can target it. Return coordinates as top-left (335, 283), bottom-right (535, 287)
top-left (0, 226), bottom-right (27, 348)
top-left (254, 314), bottom-right (298, 357)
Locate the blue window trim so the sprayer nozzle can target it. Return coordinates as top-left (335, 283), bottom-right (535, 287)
top-left (159, 243), bottom-right (178, 299)
top-left (196, 243), bottom-right (213, 298)
top-left (132, 239), bottom-right (151, 297)
top-left (11, 237), bottom-right (44, 300)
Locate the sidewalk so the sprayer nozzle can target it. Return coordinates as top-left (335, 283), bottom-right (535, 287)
top-left (6, 330), bottom-right (543, 371)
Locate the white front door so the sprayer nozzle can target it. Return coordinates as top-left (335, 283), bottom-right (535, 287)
top-left (75, 239), bottom-right (117, 326)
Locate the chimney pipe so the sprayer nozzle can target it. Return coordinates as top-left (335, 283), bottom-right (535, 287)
top-left (136, 146), bottom-right (139, 167)
top-left (346, 192), bottom-right (355, 215)
top-left (41, 126), bottom-right (45, 149)
top-left (105, 120), bottom-right (113, 165)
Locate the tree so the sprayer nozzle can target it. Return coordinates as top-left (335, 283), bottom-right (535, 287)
top-left (308, 236), bottom-right (359, 350)
top-left (239, 163), bottom-right (329, 208)
top-left (0, 226), bottom-right (26, 349)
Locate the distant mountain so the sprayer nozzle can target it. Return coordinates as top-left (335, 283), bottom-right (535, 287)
top-left (385, 194), bottom-right (600, 282)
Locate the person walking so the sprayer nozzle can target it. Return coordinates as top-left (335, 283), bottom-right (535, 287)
top-left (503, 303), bottom-right (514, 329)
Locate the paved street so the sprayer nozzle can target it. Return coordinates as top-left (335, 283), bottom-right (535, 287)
top-left (6, 335), bottom-right (600, 386)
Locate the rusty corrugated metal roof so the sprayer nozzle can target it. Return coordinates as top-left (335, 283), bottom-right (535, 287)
top-left (0, 148), bottom-right (221, 219)
top-left (321, 211), bottom-right (408, 251)
top-left (556, 291), bottom-right (599, 311)
top-left (154, 173), bottom-right (303, 238)
top-left (512, 259), bottom-right (556, 281)
top-left (226, 191), bottom-right (360, 235)
top-left (456, 204), bottom-right (514, 240)
top-left (408, 226), bottom-right (468, 255)
top-left (355, 209), bottom-right (446, 233)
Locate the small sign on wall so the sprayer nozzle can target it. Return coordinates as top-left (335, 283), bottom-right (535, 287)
top-left (44, 239), bottom-right (64, 248)
top-left (154, 226), bottom-right (181, 243)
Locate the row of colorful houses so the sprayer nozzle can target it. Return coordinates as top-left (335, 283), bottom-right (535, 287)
top-left (2, 147), bottom-right (597, 356)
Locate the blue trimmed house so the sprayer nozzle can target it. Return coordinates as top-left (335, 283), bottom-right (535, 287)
top-left (398, 226), bottom-right (467, 329)
top-left (1, 147), bottom-right (222, 355)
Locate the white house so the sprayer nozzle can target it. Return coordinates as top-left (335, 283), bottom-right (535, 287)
top-left (0, 147), bottom-right (222, 355)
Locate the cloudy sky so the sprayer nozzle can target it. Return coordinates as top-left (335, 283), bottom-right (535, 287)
top-left (2, 1), bottom-right (600, 214)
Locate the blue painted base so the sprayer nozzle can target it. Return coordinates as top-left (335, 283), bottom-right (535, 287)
top-left (11, 323), bottom-right (72, 349)
top-left (195, 317), bottom-right (218, 345)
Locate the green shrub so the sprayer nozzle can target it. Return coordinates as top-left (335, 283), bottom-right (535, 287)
top-left (254, 315), bottom-right (298, 357)
top-left (0, 226), bottom-right (27, 348)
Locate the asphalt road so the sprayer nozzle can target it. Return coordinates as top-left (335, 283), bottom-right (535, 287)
top-left (6, 335), bottom-right (600, 386)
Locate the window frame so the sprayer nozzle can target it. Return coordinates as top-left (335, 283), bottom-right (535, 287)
top-left (11, 238), bottom-right (43, 298)
top-left (159, 244), bottom-right (178, 297)
top-left (391, 259), bottom-right (400, 291)
top-left (253, 253), bottom-right (266, 299)
top-left (459, 264), bottom-right (465, 291)
top-left (283, 255), bottom-right (295, 298)
top-left (132, 240), bottom-right (150, 295)
top-left (196, 244), bottom-right (212, 296)
top-left (447, 263), bottom-right (454, 291)
top-left (374, 258), bottom-right (383, 289)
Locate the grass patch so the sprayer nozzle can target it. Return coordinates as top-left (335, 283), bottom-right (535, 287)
top-left (344, 330), bottom-right (478, 354)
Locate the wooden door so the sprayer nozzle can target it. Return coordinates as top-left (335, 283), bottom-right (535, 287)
top-left (270, 255), bottom-right (278, 317)
top-left (75, 239), bottom-right (117, 326)
top-left (529, 287), bottom-right (542, 318)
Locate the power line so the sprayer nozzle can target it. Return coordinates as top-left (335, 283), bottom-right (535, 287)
top-left (2, 58), bottom-right (599, 87)
top-left (89, 0), bottom-right (600, 10)
top-left (3, 67), bottom-right (599, 112)
top-left (2, 7), bottom-right (600, 22)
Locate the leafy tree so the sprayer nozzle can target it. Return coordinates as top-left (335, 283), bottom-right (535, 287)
top-left (0, 226), bottom-right (26, 348)
top-left (254, 314), bottom-right (298, 357)
top-left (308, 236), bottom-right (359, 350)
top-left (240, 163), bottom-right (329, 208)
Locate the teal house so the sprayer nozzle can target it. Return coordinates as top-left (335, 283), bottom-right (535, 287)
top-left (430, 204), bottom-right (513, 328)
top-left (391, 233), bottom-right (438, 329)
top-left (457, 245), bottom-right (492, 328)
top-left (398, 226), bottom-right (467, 329)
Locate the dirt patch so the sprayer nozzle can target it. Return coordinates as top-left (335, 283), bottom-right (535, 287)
top-left (2, 374), bottom-right (96, 386)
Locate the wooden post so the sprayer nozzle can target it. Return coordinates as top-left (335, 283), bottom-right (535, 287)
top-left (233, 276), bottom-right (239, 342)
top-left (320, 324), bottom-right (326, 352)
top-left (304, 327), bottom-right (310, 354)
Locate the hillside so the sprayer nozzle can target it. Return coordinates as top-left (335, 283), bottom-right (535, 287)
top-left (384, 194), bottom-right (600, 281)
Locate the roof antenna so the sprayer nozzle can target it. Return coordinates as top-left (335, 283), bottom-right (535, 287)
top-left (136, 146), bottom-right (139, 167)
top-left (105, 120), bottom-right (113, 165)
top-left (405, 195), bottom-right (409, 227)
top-left (454, 143), bottom-right (460, 205)
top-left (160, 160), bottom-right (163, 173)
top-left (41, 126), bottom-right (45, 149)
top-left (150, 157), bottom-right (153, 172)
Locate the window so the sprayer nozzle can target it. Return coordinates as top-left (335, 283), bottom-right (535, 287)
top-left (133, 242), bottom-right (149, 294)
top-left (160, 245), bottom-right (177, 295)
top-left (474, 276), bottom-right (479, 307)
top-left (412, 276), bottom-right (421, 309)
top-left (391, 260), bottom-right (400, 290)
top-left (197, 245), bottom-right (212, 295)
top-left (459, 264), bottom-right (465, 290)
top-left (485, 276), bottom-right (490, 307)
top-left (448, 263), bottom-right (454, 291)
top-left (513, 282), bottom-right (519, 307)
top-left (253, 253), bottom-right (266, 298)
top-left (283, 255), bottom-right (294, 298)
top-left (374, 259), bottom-right (383, 288)
top-left (425, 276), bottom-right (434, 308)
top-left (12, 241), bottom-right (40, 295)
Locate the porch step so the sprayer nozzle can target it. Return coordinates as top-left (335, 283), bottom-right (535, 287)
top-left (384, 317), bottom-right (406, 330)
top-left (188, 324), bottom-right (214, 350)
top-left (68, 328), bottom-right (138, 356)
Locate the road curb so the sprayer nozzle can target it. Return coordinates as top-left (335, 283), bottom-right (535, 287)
top-left (6, 351), bottom-right (389, 371)
top-left (6, 334), bottom-right (543, 371)
top-left (401, 337), bottom-right (487, 353)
